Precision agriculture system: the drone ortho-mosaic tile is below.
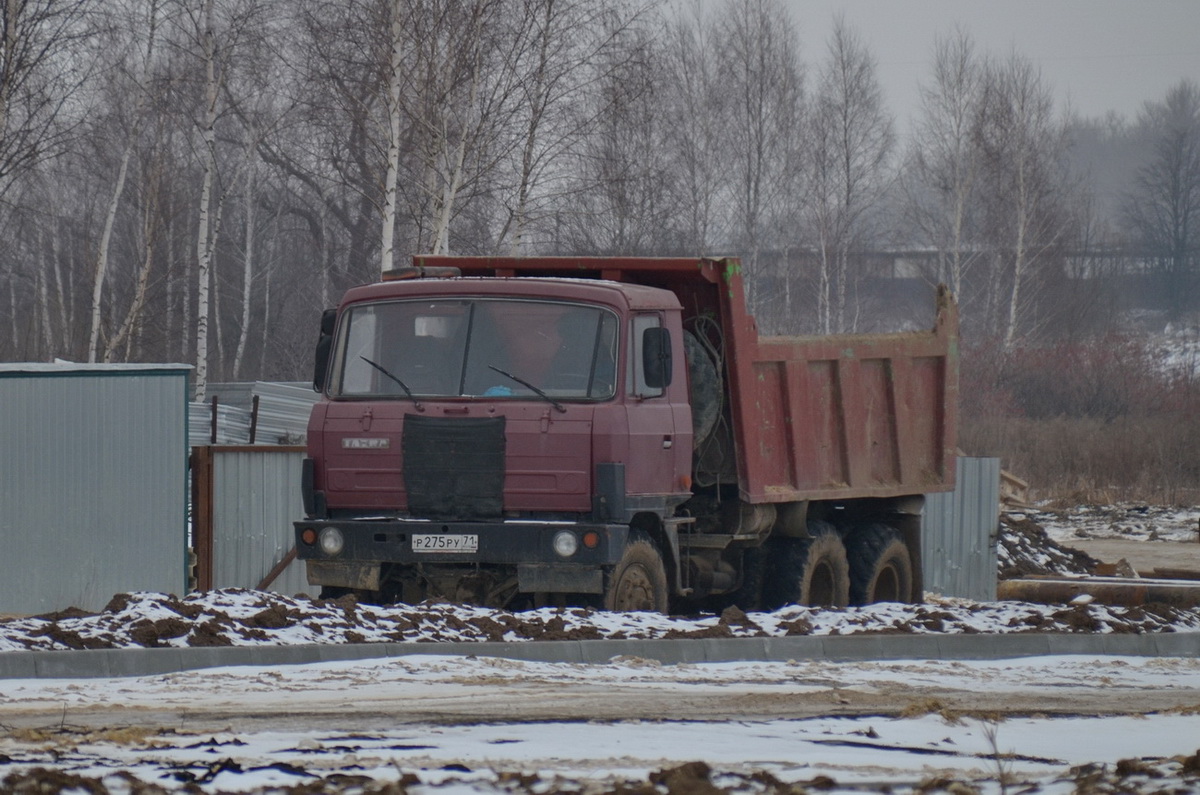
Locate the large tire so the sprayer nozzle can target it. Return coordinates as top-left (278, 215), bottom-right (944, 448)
top-left (604, 535), bottom-right (670, 613)
top-left (845, 524), bottom-right (914, 605)
top-left (763, 521), bottom-right (850, 608)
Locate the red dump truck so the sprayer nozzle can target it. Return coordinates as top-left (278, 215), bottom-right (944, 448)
top-left (295, 256), bottom-right (958, 611)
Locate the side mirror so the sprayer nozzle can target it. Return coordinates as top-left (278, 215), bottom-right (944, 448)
top-left (313, 308), bottom-right (337, 392)
top-left (642, 326), bottom-right (672, 389)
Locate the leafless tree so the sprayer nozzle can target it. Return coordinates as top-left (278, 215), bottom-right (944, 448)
top-left (403, 0), bottom-right (514, 257)
top-left (267, 1), bottom-right (521, 276)
top-left (0, 0), bottom-right (97, 362)
top-left (717, 0), bottom-right (803, 271)
top-left (659, 3), bottom-right (732, 254)
top-left (222, 9), bottom-right (291, 378)
top-left (493, 0), bottom-right (647, 255)
top-left (268, 0), bottom-right (379, 285)
top-left (165, 0), bottom-right (267, 396)
top-left (1123, 78), bottom-right (1200, 318)
top-left (0, 0), bottom-right (93, 203)
top-left (557, 16), bottom-right (673, 254)
top-left (88, 0), bottom-right (160, 363)
top-left (902, 26), bottom-right (983, 300)
top-left (805, 16), bottom-right (894, 333)
top-left (973, 51), bottom-right (1072, 348)
top-left (376, 0), bottom-right (406, 273)
top-left (194, 0), bottom-right (229, 395)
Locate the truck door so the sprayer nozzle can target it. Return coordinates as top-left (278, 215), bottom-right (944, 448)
top-left (625, 313), bottom-right (681, 501)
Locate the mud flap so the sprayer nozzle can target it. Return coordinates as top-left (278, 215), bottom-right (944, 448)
top-left (518, 564), bottom-right (604, 594)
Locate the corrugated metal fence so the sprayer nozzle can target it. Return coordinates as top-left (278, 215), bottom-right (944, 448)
top-left (923, 457), bottom-right (1001, 602)
top-left (1, 359), bottom-right (1000, 613)
top-left (192, 446), bottom-right (316, 597)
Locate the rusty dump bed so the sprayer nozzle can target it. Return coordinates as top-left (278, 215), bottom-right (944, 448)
top-left (413, 255), bottom-right (959, 504)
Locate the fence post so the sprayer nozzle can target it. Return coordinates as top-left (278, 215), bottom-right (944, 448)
top-left (249, 394), bottom-right (260, 444)
top-left (191, 446), bottom-right (215, 591)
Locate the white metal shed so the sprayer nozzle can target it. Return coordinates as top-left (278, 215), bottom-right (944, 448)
top-left (0, 363), bottom-right (192, 615)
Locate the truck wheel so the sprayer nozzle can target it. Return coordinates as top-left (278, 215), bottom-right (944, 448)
top-left (604, 535), bottom-right (669, 613)
top-left (846, 524), bottom-right (913, 605)
top-left (763, 522), bottom-right (850, 608)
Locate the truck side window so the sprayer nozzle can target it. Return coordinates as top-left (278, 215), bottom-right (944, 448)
top-left (336, 306), bottom-right (379, 394)
top-left (629, 314), bottom-right (664, 398)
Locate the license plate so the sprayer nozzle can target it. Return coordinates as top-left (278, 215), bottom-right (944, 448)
top-left (412, 534), bottom-right (479, 553)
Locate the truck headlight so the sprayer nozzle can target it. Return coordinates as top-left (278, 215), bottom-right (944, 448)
top-left (553, 530), bottom-right (578, 558)
top-left (319, 527), bottom-right (345, 556)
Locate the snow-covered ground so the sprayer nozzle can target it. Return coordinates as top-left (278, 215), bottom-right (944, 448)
top-left (1130, 308), bottom-right (1200, 381)
top-left (4, 509), bottom-right (1200, 793)
top-left (1156, 317), bottom-right (1200, 380)
top-left (1030, 503), bottom-right (1200, 545)
top-left (3, 654), bottom-right (1200, 793)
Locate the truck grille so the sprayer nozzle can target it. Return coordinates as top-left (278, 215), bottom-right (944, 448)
top-left (402, 414), bottom-right (506, 520)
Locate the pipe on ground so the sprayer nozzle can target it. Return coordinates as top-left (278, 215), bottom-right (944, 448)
top-left (998, 576), bottom-right (1200, 608)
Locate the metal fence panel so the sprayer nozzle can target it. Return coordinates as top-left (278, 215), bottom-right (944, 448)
top-left (923, 457), bottom-right (1001, 602)
top-left (0, 364), bottom-right (190, 615)
top-left (209, 448), bottom-right (315, 596)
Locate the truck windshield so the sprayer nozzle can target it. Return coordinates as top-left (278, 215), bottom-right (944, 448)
top-left (331, 299), bottom-right (619, 401)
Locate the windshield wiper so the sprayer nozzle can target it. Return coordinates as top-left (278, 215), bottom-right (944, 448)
top-left (488, 364), bottom-right (566, 413)
top-left (360, 356), bottom-right (423, 409)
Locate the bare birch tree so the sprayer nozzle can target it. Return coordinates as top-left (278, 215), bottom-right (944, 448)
top-left (399, 0), bottom-right (520, 255)
top-left (558, 17), bottom-right (673, 254)
top-left (806, 16), bottom-right (894, 333)
top-left (717, 0), bottom-right (802, 266)
top-left (191, 0), bottom-right (220, 397)
top-left (378, 0), bottom-right (405, 274)
top-left (660, 3), bottom-right (733, 254)
top-left (88, 0), bottom-right (159, 363)
top-left (495, 0), bottom-right (643, 254)
top-left (902, 27), bottom-right (983, 300)
top-left (974, 52), bottom-right (1071, 348)
top-left (174, 0), bottom-right (264, 393)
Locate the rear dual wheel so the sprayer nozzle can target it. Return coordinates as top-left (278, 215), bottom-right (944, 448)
top-left (845, 524), bottom-right (913, 605)
top-left (763, 521), bottom-right (850, 608)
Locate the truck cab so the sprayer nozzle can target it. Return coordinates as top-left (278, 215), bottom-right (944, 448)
top-left (296, 271), bottom-right (693, 609)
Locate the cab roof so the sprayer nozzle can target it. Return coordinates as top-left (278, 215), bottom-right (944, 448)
top-left (340, 275), bottom-right (682, 313)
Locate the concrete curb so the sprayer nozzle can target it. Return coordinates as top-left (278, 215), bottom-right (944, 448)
top-left (2, 632), bottom-right (1198, 679)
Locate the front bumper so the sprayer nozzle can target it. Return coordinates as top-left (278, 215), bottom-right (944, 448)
top-left (294, 518), bottom-right (629, 593)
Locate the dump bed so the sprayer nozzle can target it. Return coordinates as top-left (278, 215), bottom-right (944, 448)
top-left (413, 256), bottom-right (958, 504)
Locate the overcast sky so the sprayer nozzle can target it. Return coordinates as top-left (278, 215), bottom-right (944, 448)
top-left (788, 0), bottom-right (1200, 127)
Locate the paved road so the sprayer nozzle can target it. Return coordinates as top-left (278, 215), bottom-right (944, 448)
top-left (4, 651), bottom-right (1200, 735)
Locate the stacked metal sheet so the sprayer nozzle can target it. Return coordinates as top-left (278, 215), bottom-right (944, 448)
top-left (188, 401), bottom-right (252, 446)
top-left (194, 381), bottom-right (320, 445)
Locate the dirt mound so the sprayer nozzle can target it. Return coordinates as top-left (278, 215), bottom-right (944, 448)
top-left (999, 511), bottom-right (1100, 579)
top-left (4, 753), bottom-right (1200, 794)
top-left (4, 585), bottom-right (1200, 654)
